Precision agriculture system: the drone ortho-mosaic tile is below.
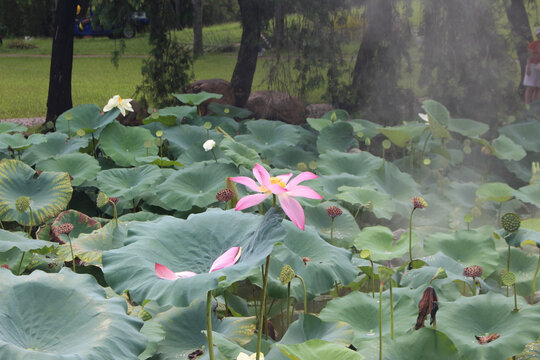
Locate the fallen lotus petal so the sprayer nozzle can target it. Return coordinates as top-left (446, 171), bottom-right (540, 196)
top-left (475, 333), bottom-right (500, 345)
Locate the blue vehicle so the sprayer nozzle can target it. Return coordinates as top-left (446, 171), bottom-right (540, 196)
top-left (74, 7), bottom-right (148, 39)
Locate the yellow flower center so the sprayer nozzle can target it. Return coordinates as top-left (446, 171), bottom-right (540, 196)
top-left (260, 177), bottom-right (286, 192)
top-left (118, 97), bottom-right (123, 103)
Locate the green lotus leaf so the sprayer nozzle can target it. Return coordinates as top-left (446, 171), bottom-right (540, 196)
top-left (0, 268), bottom-right (146, 360)
top-left (319, 291), bottom-right (417, 344)
top-left (303, 202), bottom-right (359, 249)
top-left (423, 99), bottom-right (451, 125)
top-left (203, 115), bottom-right (240, 135)
top-left (495, 247), bottom-right (540, 297)
top-left (266, 314), bottom-right (354, 360)
top-left (0, 122), bottom-right (27, 133)
top-left (492, 135), bottom-right (526, 161)
top-left (156, 105), bottom-right (197, 122)
top-left (100, 122), bottom-right (158, 167)
top-left (424, 230), bottom-right (499, 276)
top-left (354, 226), bottom-right (417, 261)
top-left (173, 91), bottom-right (223, 106)
top-left (318, 150), bottom-right (383, 177)
top-left (307, 118), bottom-right (333, 132)
top-left (162, 124), bottom-right (223, 162)
top-left (377, 124), bottom-right (425, 148)
top-left (266, 147), bottom-right (318, 170)
top-left (36, 153), bottom-right (100, 187)
top-left (136, 156), bottom-right (183, 168)
top-left (0, 229), bottom-right (56, 254)
top-left (500, 227), bottom-right (540, 247)
top-left (142, 112), bottom-right (177, 126)
top-left (97, 164), bottom-right (162, 203)
top-left (337, 186), bottom-right (395, 220)
top-left (21, 132), bottom-right (89, 166)
top-left (317, 121), bottom-right (358, 153)
top-left (0, 160), bottom-right (73, 226)
top-left (56, 104), bottom-right (119, 136)
top-left (447, 117), bottom-right (489, 137)
top-left (437, 292), bottom-right (540, 360)
top-left (57, 221), bottom-right (127, 266)
top-left (236, 120), bottom-right (303, 157)
top-left (370, 162), bottom-right (420, 215)
top-left (322, 109), bottom-right (350, 121)
top-left (208, 102), bottom-right (253, 119)
top-left (155, 163), bottom-right (238, 211)
top-left (522, 218), bottom-right (540, 232)
top-left (103, 208), bottom-right (285, 307)
top-left (384, 328), bottom-right (461, 360)
top-left (423, 111), bottom-right (451, 139)
top-left (499, 120), bottom-right (540, 152)
top-left (50, 209), bottom-right (101, 244)
top-left (476, 182), bottom-right (515, 203)
top-left (515, 184), bottom-right (540, 207)
top-left (138, 320), bottom-right (166, 360)
top-left (278, 339), bottom-right (364, 360)
top-left (0, 133), bottom-right (46, 151)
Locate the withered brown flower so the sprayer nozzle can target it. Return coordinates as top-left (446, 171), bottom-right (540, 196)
top-left (414, 286), bottom-right (438, 330)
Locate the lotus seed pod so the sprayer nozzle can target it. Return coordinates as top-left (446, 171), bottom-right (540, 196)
top-left (501, 271), bottom-right (516, 286)
top-left (96, 192), bottom-right (109, 207)
top-left (76, 128), bottom-right (85, 137)
top-left (224, 108), bottom-right (230, 114)
top-left (138, 308), bottom-right (152, 321)
top-left (280, 265), bottom-right (295, 285)
top-left (108, 197), bottom-right (119, 206)
top-left (216, 189), bottom-right (234, 202)
top-left (155, 130), bottom-right (163, 137)
top-left (501, 212), bottom-right (520, 233)
top-left (412, 196), bottom-right (428, 209)
top-left (57, 223), bottom-right (74, 235)
top-left (15, 196), bottom-right (30, 213)
top-left (326, 206), bottom-right (343, 219)
top-left (297, 162), bottom-right (308, 171)
top-left (203, 122), bottom-right (212, 130)
top-left (481, 146), bottom-right (492, 156)
top-left (308, 161), bottom-right (317, 170)
top-left (463, 265), bottom-right (483, 279)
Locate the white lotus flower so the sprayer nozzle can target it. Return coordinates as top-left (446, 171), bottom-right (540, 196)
top-left (103, 95), bottom-right (134, 116)
top-left (203, 139), bottom-right (216, 152)
top-left (237, 352), bottom-right (264, 360)
top-left (418, 113), bottom-right (429, 122)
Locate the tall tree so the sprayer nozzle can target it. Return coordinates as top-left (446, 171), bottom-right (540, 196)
top-left (46, 0), bottom-right (77, 124)
top-left (505, 0), bottom-right (533, 92)
top-left (192, 0), bottom-right (203, 57)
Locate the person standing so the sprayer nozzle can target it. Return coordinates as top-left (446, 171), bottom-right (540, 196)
top-left (524, 27), bottom-right (540, 105)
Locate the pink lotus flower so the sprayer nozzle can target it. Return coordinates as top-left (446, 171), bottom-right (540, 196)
top-left (230, 164), bottom-right (322, 230)
top-left (155, 246), bottom-right (242, 280)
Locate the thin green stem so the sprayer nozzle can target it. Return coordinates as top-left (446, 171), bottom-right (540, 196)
top-left (330, 218), bottom-right (335, 246)
top-left (256, 255), bottom-right (271, 360)
top-left (91, 133), bottom-right (97, 158)
top-left (507, 245), bottom-right (511, 297)
top-left (286, 283), bottom-right (291, 329)
top-left (354, 205), bottom-right (362, 219)
top-left (408, 208), bottom-right (416, 267)
top-left (211, 149), bottom-right (217, 163)
top-left (389, 280), bottom-right (394, 340)
top-left (17, 251), bottom-right (26, 275)
top-left (206, 290), bottom-right (215, 360)
top-left (296, 274), bottom-right (307, 314)
top-left (513, 284), bottom-right (518, 311)
top-left (113, 203), bottom-right (118, 227)
top-left (370, 260), bottom-right (375, 298)
top-left (379, 281), bottom-right (383, 360)
top-left (67, 234), bottom-right (76, 273)
top-left (532, 253), bottom-right (540, 304)
top-left (272, 194), bottom-right (276, 207)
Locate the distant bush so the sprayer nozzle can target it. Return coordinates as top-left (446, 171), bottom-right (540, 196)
top-left (7, 40), bottom-right (37, 49)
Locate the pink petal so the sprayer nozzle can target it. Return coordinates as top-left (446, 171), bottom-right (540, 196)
top-left (229, 176), bottom-right (261, 192)
top-left (155, 263), bottom-right (179, 280)
top-left (209, 246), bottom-right (242, 272)
top-left (175, 271), bottom-right (197, 278)
top-left (286, 172), bottom-right (318, 189)
top-left (286, 185), bottom-right (323, 199)
top-left (276, 173), bottom-right (293, 184)
top-left (269, 183), bottom-right (287, 194)
top-left (253, 164), bottom-right (272, 191)
top-left (278, 194), bottom-right (306, 231)
top-left (235, 193), bottom-right (270, 210)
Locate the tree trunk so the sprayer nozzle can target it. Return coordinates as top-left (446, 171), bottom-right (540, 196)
top-left (274, 0), bottom-right (284, 59)
top-left (505, 0), bottom-right (532, 92)
top-left (192, 0), bottom-right (203, 57)
top-left (46, 0), bottom-right (77, 124)
top-left (231, 0), bottom-right (264, 107)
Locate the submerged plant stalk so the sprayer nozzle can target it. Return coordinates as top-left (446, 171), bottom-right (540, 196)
top-left (533, 254), bottom-right (540, 304)
top-left (256, 255), bottom-right (271, 360)
top-left (379, 281), bottom-right (383, 360)
top-left (206, 290), bottom-right (215, 360)
top-left (389, 280), bottom-right (394, 340)
top-left (296, 274), bottom-right (307, 314)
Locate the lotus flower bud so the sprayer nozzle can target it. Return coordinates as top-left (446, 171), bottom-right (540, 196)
top-left (463, 265), bottom-right (483, 279)
top-left (280, 265), bottom-right (295, 285)
top-left (501, 212), bottom-right (520, 233)
top-left (96, 192), bottom-right (109, 207)
top-left (203, 139), bottom-right (216, 152)
top-left (412, 196), bottom-right (428, 209)
top-left (216, 189), bottom-right (234, 202)
top-left (15, 196), bottom-right (30, 213)
top-left (326, 206), bottom-right (343, 219)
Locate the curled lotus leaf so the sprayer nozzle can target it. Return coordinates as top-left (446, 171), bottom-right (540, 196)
top-left (0, 160), bottom-right (73, 226)
top-left (0, 229), bottom-right (56, 255)
top-left (317, 121), bottom-right (358, 153)
top-left (21, 132), bottom-right (89, 166)
top-left (236, 120), bottom-right (303, 158)
top-left (50, 209), bottom-right (101, 244)
top-left (173, 91), bottom-right (222, 106)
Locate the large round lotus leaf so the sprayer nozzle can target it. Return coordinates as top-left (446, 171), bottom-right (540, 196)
top-left (499, 227), bottom-right (540, 248)
top-left (220, 138), bottom-right (262, 169)
top-left (492, 135), bottom-right (526, 161)
top-left (476, 182), bottom-right (515, 203)
top-left (370, 162), bottom-right (419, 216)
top-left (320, 291), bottom-right (417, 343)
top-left (423, 99), bottom-right (450, 126)
top-left (266, 314), bottom-right (354, 360)
top-left (0, 268), bottom-right (146, 360)
top-left (0, 229), bottom-right (56, 254)
top-left (337, 186), bottom-right (395, 220)
top-left (437, 292), bottom-right (540, 360)
top-left (173, 91), bottom-right (222, 106)
top-left (499, 120), bottom-right (540, 152)
top-left (354, 226), bottom-right (418, 261)
top-left (21, 132), bottom-right (89, 166)
top-left (254, 222), bottom-right (359, 302)
top-left (155, 162), bottom-right (238, 211)
top-left (303, 202), bottom-right (359, 249)
top-left (155, 105), bottom-right (197, 122)
top-left (278, 339), bottom-right (364, 360)
top-left (495, 247), bottom-right (540, 297)
top-left (203, 115), bottom-right (240, 135)
top-left (56, 104), bottom-right (119, 136)
top-left (267, 147), bottom-right (318, 170)
top-left (0, 133), bottom-right (46, 151)
top-left (384, 328), bottom-right (461, 360)
top-left (317, 121), bottom-right (358, 153)
top-left (50, 209), bottom-right (101, 243)
top-left (151, 298), bottom-right (255, 360)
top-left (100, 122), bottom-right (158, 167)
top-left (0, 123), bottom-right (27, 134)
top-left (97, 164), bottom-right (162, 202)
top-left (57, 221), bottom-right (127, 267)
top-left (36, 153), bottom-right (100, 187)
top-left (0, 160), bottom-right (73, 226)
top-left (162, 125), bottom-right (223, 160)
top-left (515, 184), bottom-right (540, 207)
top-left (446, 181), bottom-right (479, 209)
top-left (307, 117), bottom-right (333, 132)
top-left (318, 150), bottom-right (383, 177)
top-left (447, 117), bottom-right (489, 137)
top-left (424, 230), bottom-right (499, 276)
top-left (103, 209), bottom-right (285, 307)
top-left (236, 120), bottom-right (303, 156)
top-left (377, 124), bottom-right (425, 148)
top-left (208, 102), bottom-right (252, 119)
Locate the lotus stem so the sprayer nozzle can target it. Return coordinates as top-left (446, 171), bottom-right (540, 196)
top-left (389, 280), bottom-right (394, 340)
top-left (330, 218), bottom-right (335, 246)
top-left (532, 253), bottom-right (540, 304)
top-left (371, 260), bottom-right (375, 298)
top-left (17, 251), bottom-right (25, 275)
top-left (113, 203), bottom-right (118, 227)
top-left (67, 234), bottom-right (76, 273)
top-left (408, 208), bottom-right (416, 267)
top-left (296, 274), bottom-right (307, 314)
top-left (91, 133), bottom-right (96, 158)
top-left (379, 281), bottom-right (383, 360)
top-left (211, 149), bottom-right (217, 163)
top-left (206, 290), bottom-right (215, 360)
top-left (67, 119), bottom-right (71, 139)
top-left (506, 245), bottom-right (511, 297)
top-left (513, 284), bottom-right (518, 311)
top-left (256, 255), bottom-right (271, 360)
top-left (286, 282), bottom-right (291, 329)
top-left (354, 205), bottom-right (362, 219)
top-left (272, 194), bottom-right (276, 207)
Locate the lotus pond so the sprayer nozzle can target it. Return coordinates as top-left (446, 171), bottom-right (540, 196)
top-left (1, 93), bottom-right (540, 360)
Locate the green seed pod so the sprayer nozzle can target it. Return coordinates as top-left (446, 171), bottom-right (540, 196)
top-left (15, 196), bottom-right (30, 213)
top-left (501, 213), bottom-right (520, 233)
top-left (297, 162), bottom-right (308, 171)
top-left (280, 265), bottom-right (295, 285)
top-left (138, 308), bottom-right (152, 321)
top-left (96, 192), bottom-right (109, 208)
top-left (501, 271), bottom-right (516, 286)
top-left (203, 122), bottom-right (212, 130)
